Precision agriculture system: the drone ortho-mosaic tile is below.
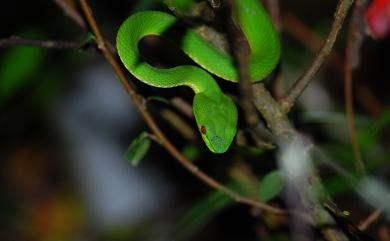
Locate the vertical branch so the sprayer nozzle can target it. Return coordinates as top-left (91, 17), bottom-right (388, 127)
top-left (344, 0), bottom-right (368, 177)
top-left (252, 83), bottom-right (348, 241)
top-left (262, 0), bottom-right (282, 32)
top-left (261, 0), bottom-right (284, 101)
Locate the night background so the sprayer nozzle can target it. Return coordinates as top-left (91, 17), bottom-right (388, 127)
top-left (0, 0), bottom-right (389, 240)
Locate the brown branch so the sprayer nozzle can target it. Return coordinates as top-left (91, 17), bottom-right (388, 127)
top-left (378, 225), bottom-right (390, 241)
top-left (53, 0), bottom-right (87, 30)
top-left (253, 83), bottom-right (293, 139)
top-left (171, 97), bottom-right (194, 118)
top-left (160, 109), bottom-right (196, 141)
top-left (0, 36), bottom-right (80, 49)
top-left (263, 0), bottom-right (282, 32)
top-left (78, 0), bottom-right (284, 215)
top-left (280, 0), bottom-right (354, 113)
top-left (358, 208), bottom-right (383, 231)
top-left (344, 0), bottom-right (368, 177)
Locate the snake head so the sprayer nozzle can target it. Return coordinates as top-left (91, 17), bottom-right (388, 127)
top-left (193, 92), bottom-right (238, 153)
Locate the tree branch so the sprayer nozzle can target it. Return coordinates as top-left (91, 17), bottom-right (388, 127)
top-left (263, 0), bottom-right (282, 32)
top-left (344, 0), bottom-right (368, 177)
top-left (280, 0), bottom-right (354, 113)
top-left (359, 208), bottom-right (383, 231)
top-left (0, 36), bottom-right (80, 49)
top-left (252, 83), bottom-right (348, 241)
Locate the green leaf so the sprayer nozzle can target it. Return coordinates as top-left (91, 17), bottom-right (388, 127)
top-left (259, 170), bottom-right (284, 202)
top-left (323, 176), bottom-right (355, 197)
top-left (31, 68), bottom-right (65, 106)
top-left (181, 145), bottom-right (199, 161)
top-left (175, 180), bottom-right (242, 240)
top-left (176, 190), bottom-right (232, 239)
top-left (373, 106), bottom-right (390, 134)
top-left (0, 45), bottom-right (46, 102)
top-left (79, 32), bottom-right (95, 49)
top-left (125, 132), bottom-right (151, 166)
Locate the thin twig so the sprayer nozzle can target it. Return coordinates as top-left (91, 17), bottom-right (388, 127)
top-left (282, 11), bottom-right (383, 118)
top-left (282, 11), bottom-right (344, 75)
top-left (280, 0), bottom-right (354, 113)
top-left (171, 97), bottom-right (194, 118)
top-left (53, 0), bottom-right (87, 30)
top-left (262, 0), bottom-right (282, 32)
top-left (0, 36), bottom-right (80, 49)
top-left (378, 225), bottom-right (390, 241)
top-left (78, 0), bottom-right (284, 215)
top-left (358, 208), bottom-right (383, 231)
top-left (344, 0), bottom-right (368, 177)
top-left (160, 109), bottom-right (196, 141)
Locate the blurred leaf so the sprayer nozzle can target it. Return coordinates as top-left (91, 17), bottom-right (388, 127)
top-left (125, 132), bottom-right (151, 166)
top-left (323, 176), bottom-right (355, 197)
top-left (373, 107), bottom-right (390, 131)
top-left (300, 111), bottom-right (369, 125)
top-left (357, 128), bottom-right (377, 153)
top-left (32, 69), bottom-right (64, 106)
top-left (313, 19), bottom-right (333, 38)
top-left (175, 181), bottom-right (242, 240)
top-left (132, 0), bottom-right (160, 12)
top-left (147, 95), bottom-right (169, 104)
top-left (230, 165), bottom-right (259, 197)
top-left (259, 170), bottom-right (284, 202)
top-left (324, 143), bottom-right (354, 170)
top-left (0, 45), bottom-right (46, 102)
top-left (300, 111), bottom-right (347, 124)
top-left (270, 234), bottom-right (290, 241)
top-left (101, 221), bottom-right (150, 241)
top-left (176, 191), bottom-right (231, 239)
top-left (181, 145), bottom-right (199, 161)
top-left (282, 40), bottom-right (311, 69)
top-left (237, 145), bottom-right (266, 157)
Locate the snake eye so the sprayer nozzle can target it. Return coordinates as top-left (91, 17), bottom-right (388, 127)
top-left (201, 125), bottom-right (207, 135)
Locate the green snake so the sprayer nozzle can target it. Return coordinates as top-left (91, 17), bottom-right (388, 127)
top-left (116, 0), bottom-right (281, 153)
